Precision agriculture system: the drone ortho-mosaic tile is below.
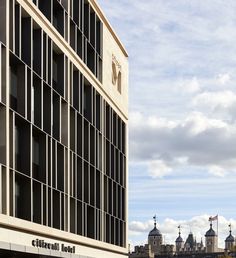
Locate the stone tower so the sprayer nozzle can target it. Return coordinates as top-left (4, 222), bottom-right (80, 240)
top-left (175, 225), bottom-right (184, 253)
top-left (148, 215), bottom-right (163, 255)
top-left (225, 224), bottom-right (235, 251)
top-left (205, 222), bottom-right (218, 253)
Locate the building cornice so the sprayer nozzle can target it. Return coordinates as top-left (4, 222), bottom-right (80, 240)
top-left (89, 0), bottom-right (128, 58)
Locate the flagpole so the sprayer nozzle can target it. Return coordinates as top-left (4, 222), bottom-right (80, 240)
top-left (209, 215), bottom-right (219, 249)
top-left (217, 215), bottom-right (219, 248)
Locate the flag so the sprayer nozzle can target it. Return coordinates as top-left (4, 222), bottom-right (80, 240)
top-left (209, 215), bottom-right (218, 221)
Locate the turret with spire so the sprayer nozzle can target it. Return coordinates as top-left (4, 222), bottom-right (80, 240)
top-left (184, 231), bottom-right (195, 252)
top-left (148, 215), bottom-right (163, 255)
top-left (205, 222), bottom-right (218, 253)
top-left (225, 224), bottom-right (235, 251)
top-left (175, 225), bottom-right (184, 253)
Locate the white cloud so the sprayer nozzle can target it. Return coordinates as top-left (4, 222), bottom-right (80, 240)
top-left (217, 73), bottom-right (231, 85)
top-left (148, 160), bottom-right (172, 178)
top-left (130, 113), bottom-right (176, 129)
top-left (192, 90), bottom-right (236, 111)
top-left (130, 111), bottom-right (236, 177)
top-left (209, 165), bottom-right (227, 177)
top-left (179, 77), bottom-right (201, 94)
top-left (130, 220), bottom-right (153, 233)
top-left (147, 116), bottom-right (176, 129)
top-left (183, 112), bottom-right (227, 135)
top-left (192, 91), bottom-right (236, 121)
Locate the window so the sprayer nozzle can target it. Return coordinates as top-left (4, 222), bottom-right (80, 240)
top-left (10, 67), bottom-right (18, 110)
top-left (32, 129), bottom-right (46, 183)
top-left (52, 50), bottom-right (64, 96)
top-left (33, 180), bottom-right (41, 224)
top-left (15, 173), bottom-right (31, 221)
top-left (53, 53), bottom-right (58, 84)
top-left (14, 117), bottom-right (30, 175)
top-left (53, 14), bottom-right (58, 30)
top-left (15, 125), bottom-right (19, 168)
top-left (33, 137), bottom-right (40, 172)
top-left (31, 86), bottom-right (34, 123)
top-left (83, 82), bottom-right (92, 122)
top-left (33, 142), bottom-right (39, 169)
top-left (53, 0), bottom-right (64, 37)
top-left (32, 74), bottom-right (41, 127)
top-left (0, 106), bottom-right (6, 165)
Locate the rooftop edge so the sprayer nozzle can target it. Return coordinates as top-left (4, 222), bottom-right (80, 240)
top-left (89, 0), bottom-right (129, 58)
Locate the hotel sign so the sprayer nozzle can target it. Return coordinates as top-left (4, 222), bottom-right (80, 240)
top-left (32, 239), bottom-right (75, 253)
top-left (112, 54), bottom-right (121, 85)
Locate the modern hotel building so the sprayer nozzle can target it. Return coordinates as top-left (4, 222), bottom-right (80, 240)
top-left (0, 0), bottom-right (128, 257)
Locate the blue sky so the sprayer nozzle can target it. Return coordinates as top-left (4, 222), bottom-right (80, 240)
top-left (97, 0), bottom-right (236, 249)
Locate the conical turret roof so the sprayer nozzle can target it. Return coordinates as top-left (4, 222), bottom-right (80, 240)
top-left (225, 233), bottom-right (234, 242)
top-left (176, 234), bottom-right (183, 243)
top-left (185, 232), bottom-right (194, 248)
top-left (176, 226), bottom-right (184, 243)
top-left (226, 225), bottom-right (234, 242)
top-left (149, 224), bottom-right (162, 237)
top-left (205, 223), bottom-right (216, 237)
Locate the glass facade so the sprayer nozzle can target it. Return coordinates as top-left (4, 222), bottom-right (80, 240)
top-left (0, 0), bottom-right (127, 250)
top-left (33, 0), bottom-right (102, 81)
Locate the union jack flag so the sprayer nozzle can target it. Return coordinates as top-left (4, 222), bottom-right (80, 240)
top-left (209, 215), bottom-right (218, 221)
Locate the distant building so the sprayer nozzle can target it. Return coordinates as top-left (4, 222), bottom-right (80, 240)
top-left (159, 244), bottom-right (175, 256)
top-left (131, 245), bottom-right (154, 258)
top-left (176, 229), bottom-right (204, 254)
top-left (129, 218), bottom-right (233, 258)
top-left (184, 232), bottom-right (196, 251)
top-left (175, 227), bottom-right (184, 253)
top-left (129, 218), bottom-right (174, 258)
top-left (148, 217), bottom-right (163, 255)
top-left (225, 224), bottom-right (235, 251)
top-left (205, 222), bottom-right (218, 253)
